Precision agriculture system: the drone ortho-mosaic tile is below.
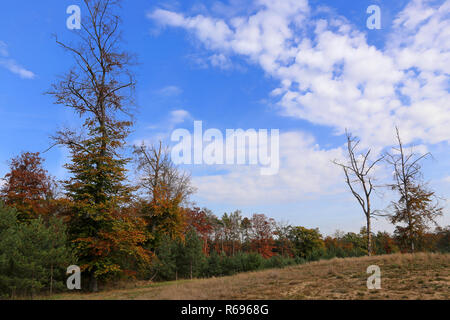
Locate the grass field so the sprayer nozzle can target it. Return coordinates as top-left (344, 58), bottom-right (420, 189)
top-left (49, 253), bottom-right (450, 300)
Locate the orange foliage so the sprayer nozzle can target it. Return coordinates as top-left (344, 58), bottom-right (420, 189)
top-left (1, 152), bottom-right (55, 221)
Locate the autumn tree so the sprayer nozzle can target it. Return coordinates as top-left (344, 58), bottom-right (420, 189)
top-left (373, 231), bottom-right (399, 255)
top-left (288, 226), bottom-right (325, 260)
top-left (386, 128), bottom-right (443, 252)
top-left (221, 211), bottom-right (243, 256)
top-left (249, 214), bottom-right (276, 258)
top-left (1, 152), bottom-right (56, 221)
top-left (134, 141), bottom-right (195, 204)
top-left (185, 207), bottom-right (213, 254)
top-left (333, 131), bottom-right (383, 256)
top-left (209, 213), bottom-right (227, 254)
top-left (48, 0), bottom-right (149, 291)
top-left (133, 142), bottom-right (196, 247)
top-left (274, 221), bottom-right (294, 257)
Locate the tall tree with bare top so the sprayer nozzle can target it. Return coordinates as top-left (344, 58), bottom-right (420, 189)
top-left (333, 131), bottom-right (384, 256)
top-left (386, 128), bottom-right (443, 252)
top-left (47, 0), bottom-right (150, 291)
top-left (133, 141), bottom-right (195, 205)
top-left (133, 142), bottom-right (195, 248)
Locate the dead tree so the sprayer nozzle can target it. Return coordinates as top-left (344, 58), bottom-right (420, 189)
top-left (333, 131), bottom-right (384, 256)
top-left (385, 127), bottom-right (443, 252)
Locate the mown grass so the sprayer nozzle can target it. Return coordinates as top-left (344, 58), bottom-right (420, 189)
top-left (47, 252), bottom-right (450, 300)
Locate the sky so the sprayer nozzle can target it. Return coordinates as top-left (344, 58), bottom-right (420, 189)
top-left (0, 0), bottom-right (449, 235)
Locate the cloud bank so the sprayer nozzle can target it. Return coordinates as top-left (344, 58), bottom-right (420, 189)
top-left (148, 0), bottom-right (450, 205)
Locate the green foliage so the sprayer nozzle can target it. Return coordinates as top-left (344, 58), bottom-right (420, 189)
top-left (433, 226), bottom-right (450, 253)
top-left (150, 231), bottom-right (298, 281)
top-left (63, 125), bottom-right (137, 280)
top-left (0, 203), bottom-right (74, 298)
top-left (176, 229), bottom-right (206, 279)
top-left (288, 226), bottom-right (325, 260)
top-left (324, 230), bottom-right (371, 259)
top-left (150, 235), bottom-right (178, 281)
top-left (263, 254), bottom-right (297, 269)
top-left (373, 231), bottom-right (400, 255)
top-left (203, 251), bottom-right (222, 277)
top-left (151, 230), bottom-right (206, 281)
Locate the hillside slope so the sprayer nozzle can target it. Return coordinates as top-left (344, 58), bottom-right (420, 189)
top-left (52, 253), bottom-right (450, 300)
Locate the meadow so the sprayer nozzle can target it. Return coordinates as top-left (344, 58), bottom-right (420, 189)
top-left (49, 253), bottom-right (450, 300)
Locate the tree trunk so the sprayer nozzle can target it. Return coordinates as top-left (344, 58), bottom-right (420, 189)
top-left (366, 216), bottom-right (372, 256)
top-left (50, 264), bottom-right (53, 295)
top-left (409, 215), bottom-right (415, 253)
top-left (89, 273), bottom-right (98, 292)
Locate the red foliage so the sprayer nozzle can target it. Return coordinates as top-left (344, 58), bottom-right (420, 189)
top-left (1, 152), bottom-right (55, 220)
top-left (185, 207), bottom-right (214, 254)
top-left (249, 214), bottom-right (276, 258)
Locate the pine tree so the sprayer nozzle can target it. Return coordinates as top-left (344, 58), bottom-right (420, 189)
top-left (177, 229), bottom-right (205, 279)
top-left (0, 203), bottom-right (73, 298)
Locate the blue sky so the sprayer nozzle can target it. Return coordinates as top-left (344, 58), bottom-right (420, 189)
top-left (1, 0), bottom-right (449, 235)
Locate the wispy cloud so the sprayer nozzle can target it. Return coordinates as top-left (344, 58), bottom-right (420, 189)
top-left (209, 53), bottom-right (233, 70)
top-left (0, 41), bottom-right (35, 79)
top-left (0, 41), bottom-right (8, 57)
top-left (156, 85), bottom-right (183, 96)
top-left (169, 109), bottom-right (191, 125)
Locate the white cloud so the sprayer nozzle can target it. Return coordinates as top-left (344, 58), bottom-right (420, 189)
top-left (148, 0), bottom-right (450, 149)
top-left (156, 85), bottom-right (183, 96)
top-left (0, 60), bottom-right (36, 79)
top-left (0, 41), bottom-right (35, 79)
top-left (149, 9), bottom-right (234, 50)
top-left (393, 0), bottom-right (438, 30)
top-left (148, 0), bottom-right (450, 208)
top-left (209, 53), bottom-right (233, 70)
top-left (169, 109), bottom-right (191, 125)
top-left (193, 131), bottom-right (345, 205)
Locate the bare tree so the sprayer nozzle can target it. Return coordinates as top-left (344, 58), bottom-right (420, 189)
top-left (48, 0), bottom-right (136, 148)
top-left (333, 130), bottom-right (384, 256)
top-left (133, 141), bottom-right (196, 205)
top-left (385, 127), bottom-right (443, 252)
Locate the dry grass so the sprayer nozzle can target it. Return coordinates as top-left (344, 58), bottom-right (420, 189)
top-left (49, 253), bottom-right (450, 300)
